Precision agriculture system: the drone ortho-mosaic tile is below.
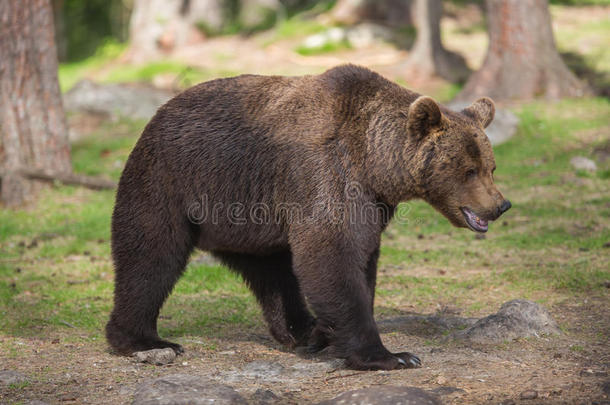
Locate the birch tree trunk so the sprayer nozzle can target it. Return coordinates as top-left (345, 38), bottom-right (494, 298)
top-left (0, 0), bottom-right (71, 206)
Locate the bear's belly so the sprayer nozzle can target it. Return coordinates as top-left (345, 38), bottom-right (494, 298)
top-left (195, 222), bottom-right (289, 255)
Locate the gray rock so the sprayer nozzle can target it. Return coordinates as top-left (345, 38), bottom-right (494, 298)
top-left (63, 80), bottom-right (173, 121)
top-left (346, 23), bottom-right (393, 49)
top-left (570, 156), bottom-right (597, 172)
top-left (132, 374), bottom-right (247, 405)
top-left (242, 360), bottom-right (285, 378)
top-left (251, 388), bottom-right (280, 404)
top-left (429, 386), bottom-right (465, 396)
top-left (446, 101), bottom-right (519, 146)
top-left (317, 386), bottom-right (442, 405)
top-left (133, 348), bottom-right (177, 365)
top-left (0, 370), bottom-right (28, 385)
top-left (301, 23), bottom-right (392, 51)
top-left (222, 360), bottom-right (337, 384)
top-left (450, 299), bottom-right (561, 344)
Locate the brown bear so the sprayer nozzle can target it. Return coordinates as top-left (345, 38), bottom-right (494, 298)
top-left (106, 64), bottom-right (511, 370)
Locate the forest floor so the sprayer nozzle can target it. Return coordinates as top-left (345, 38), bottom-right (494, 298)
top-left (1, 3), bottom-right (610, 405)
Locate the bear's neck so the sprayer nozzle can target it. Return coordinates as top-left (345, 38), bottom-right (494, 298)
top-left (364, 111), bottom-right (421, 206)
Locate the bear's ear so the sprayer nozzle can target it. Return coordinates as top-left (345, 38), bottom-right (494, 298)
top-left (407, 96), bottom-right (442, 141)
top-left (462, 97), bottom-right (495, 129)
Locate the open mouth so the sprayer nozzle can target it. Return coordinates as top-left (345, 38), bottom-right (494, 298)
top-left (460, 207), bottom-right (489, 233)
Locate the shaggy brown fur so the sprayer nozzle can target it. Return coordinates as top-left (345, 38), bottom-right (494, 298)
top-left (106, 65), bottom-right (510, 370)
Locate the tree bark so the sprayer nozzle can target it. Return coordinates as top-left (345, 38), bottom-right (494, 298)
top-left (456, 0), bottom-right (588, 101)
top-left (128, 0), bottom-right (282, 62)
top-left (0, 0), bottom-right (72, 206)
top-left (331, 0), bottom-right (413, 27)
top-left (403, 0), bottom-right (470, 83)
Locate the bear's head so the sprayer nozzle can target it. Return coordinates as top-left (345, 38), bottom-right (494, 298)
top-left (406, 96), bottom-right (511, 233)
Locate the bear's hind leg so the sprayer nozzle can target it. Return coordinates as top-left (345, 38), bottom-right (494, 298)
top-left (214, 250), bottom-right (315, 348)
top-left (106, 206), bottom-right (195, 356)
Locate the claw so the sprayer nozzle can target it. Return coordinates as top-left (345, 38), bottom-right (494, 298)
top-left (397, 357), bottom-right (408, 367)
top-left (409, 357), bottom-right (421, 367)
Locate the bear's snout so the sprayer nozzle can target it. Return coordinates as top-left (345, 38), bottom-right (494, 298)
top-left (496, 199), bottom-right (512, 218)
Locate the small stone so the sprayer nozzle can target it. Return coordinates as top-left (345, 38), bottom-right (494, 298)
top-left (603, 242), bottom-right (610, 248)
top-left (133, 348), bottom-right (176, 365)
top-left (580, 369), bottom-right (595, 377)
top-left (500, 400), bottom-right (516, 405)
top-left (251, 388), bottom-right (279, 404)
top-left (436, 375), bottom-right (448, 385)
top-left (475, 233), bottom-right (486, 240)
top-left (519, 390), bottom-right (538, 400)
top-left (0, 370), bottom-right (28, 385)
top-left (570, 156), bottom-right (597, 172)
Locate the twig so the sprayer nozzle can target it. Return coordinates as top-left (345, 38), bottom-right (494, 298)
top-left (59, 320), bottom-right (76, 328)
top-left (19, 169), bottom-right (117, 190)
top-left (324, 371), bottom-right (366, 381)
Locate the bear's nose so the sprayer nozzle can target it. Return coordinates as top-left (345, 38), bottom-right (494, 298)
top-left (499, 200), bottom-right (512, 215)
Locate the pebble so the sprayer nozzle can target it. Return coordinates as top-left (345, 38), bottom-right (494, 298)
top-left (133, 348), bottom-right (176, 365)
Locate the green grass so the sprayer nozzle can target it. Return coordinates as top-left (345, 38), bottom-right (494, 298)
top-left (295, 39), bottom-right (352, 56)
top-left (58, 40), bottom-right (127, 92)
top-left (0, 97), bottom-right (609, 340)
top-left (57, 42), bottom-right (238, 93)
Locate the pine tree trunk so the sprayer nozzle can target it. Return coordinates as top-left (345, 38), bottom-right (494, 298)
top-left (332, 0), bottom-right (413, 27)
top-left (403, 0), bottom-right (470, 83)
top-left (0, 0), bottom-right (71, 206)
top-left (456, 0), bottom-right (588, 101)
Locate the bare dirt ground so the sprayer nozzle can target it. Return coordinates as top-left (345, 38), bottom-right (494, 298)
top-left (1, 294), bottom-right (608, 404)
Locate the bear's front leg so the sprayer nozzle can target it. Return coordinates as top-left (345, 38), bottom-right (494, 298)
top-left (290, 231), bottom-right (421, 370)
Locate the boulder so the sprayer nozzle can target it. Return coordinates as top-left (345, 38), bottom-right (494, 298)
top-left (449, 299), bottom-right (561, 344)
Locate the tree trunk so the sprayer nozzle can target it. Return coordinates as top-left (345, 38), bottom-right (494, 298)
top-left (331, 0), bottom-right (413, 27)
top-left (403, 0), bottom-right (470, 83)
top-left (456, 0), bottom-right (588, 101)
top-left (0, 0), bottom-right (72, 207)
top-left (128, 0), bottom-right (282, 62)
top-left (127, 0), bottom-right (211, 62)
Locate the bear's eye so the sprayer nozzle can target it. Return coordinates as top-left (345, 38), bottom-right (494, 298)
top-left (466, 168), bottom-right (477, 180)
